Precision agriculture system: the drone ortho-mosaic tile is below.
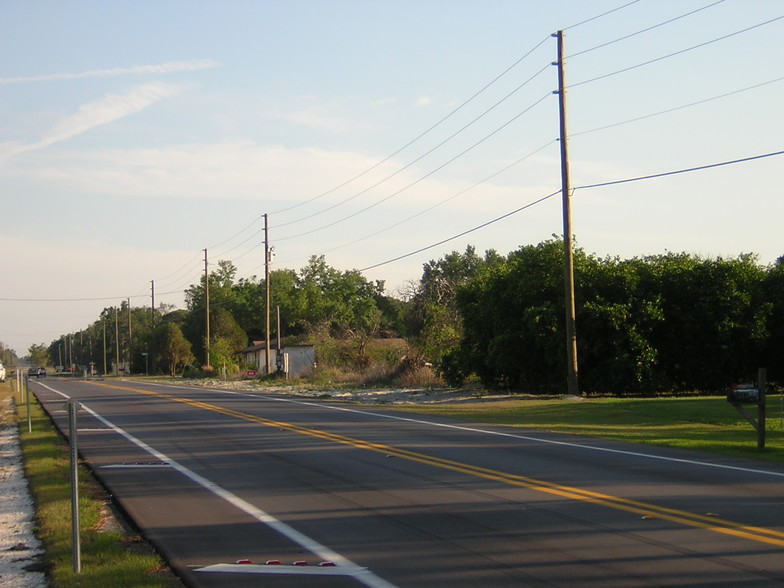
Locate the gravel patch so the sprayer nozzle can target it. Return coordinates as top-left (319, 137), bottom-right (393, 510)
top-left (0, 398), bottom-right (47, 588)
top-left (175, 379), bottom-right (521, 404)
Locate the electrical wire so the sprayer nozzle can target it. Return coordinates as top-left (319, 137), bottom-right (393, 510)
top-left (319, 139), bottom-right (559, 256)
top-left (357, 149), bottom-right (784, 273)
top-left (564, 0), bottom-right (641, 31)
top-left (276, 92), bottom-right (553, 242)
top-left (269, 36), bottom-right (552, 217)
top-left (207, 212), bottom-right (264, 251)
top-left (151, 251), bottom-right (203, 289)
top-left (573, 149), bottom-right (784, 191)
top-left (572, 15), bottom-right (784, 88)
top-left (570, 76), bottom-right (784, 138)
top-left (359, 190), bottom-right (561, 272)
top-left (115, 2), bottom-right (686, 287)
top-left (568, 0), bottom-right (726, 58)
top-left (274, 62), bottom-right (553, 230)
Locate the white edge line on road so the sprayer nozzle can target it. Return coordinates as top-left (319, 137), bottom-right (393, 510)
top-left (142, 383), bottom-right (784, 480)
top-left (35, 382), bottom-right (398, 588)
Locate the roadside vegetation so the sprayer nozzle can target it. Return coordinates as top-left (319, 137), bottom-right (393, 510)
top-left (6, 239), bottom-right (784, 398)
top-left (0, 379), bottom-right (181, 587)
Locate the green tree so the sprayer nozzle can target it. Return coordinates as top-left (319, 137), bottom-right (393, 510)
top-left (636, 253), bottom-right (769, 391)
top-left (763, 256), bottom-right (784, 383)
top-left (153, 323), bottom-right (195, 377)
top-left (28, 343), bottom-right (49, 367)
top-left (407, 246), bottom-right (501, 368)
top-left (208, 307), bottom-right (248, 371)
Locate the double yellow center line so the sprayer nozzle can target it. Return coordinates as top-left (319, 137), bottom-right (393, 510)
top-left (91, 381), bottom-right (784, 548)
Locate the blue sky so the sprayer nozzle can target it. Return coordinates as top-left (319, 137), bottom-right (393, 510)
top-left (1, 0), bottom-right (782, 356)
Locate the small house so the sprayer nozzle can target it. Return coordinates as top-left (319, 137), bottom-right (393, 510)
top-left (235, 340), bottom-right (316, 378)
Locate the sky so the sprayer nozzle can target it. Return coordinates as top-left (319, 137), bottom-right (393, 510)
top-left (1, 0), bottom-right (782, 357)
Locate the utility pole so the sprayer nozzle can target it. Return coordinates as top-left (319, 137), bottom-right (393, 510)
top-left (264, 214), bottom-right (271, 375)
top-left (102, 320), bottom-right (107, 376)
top-left (127, 298), bottom-right (132, 374)
top-left (554, 30), bottom-right (579, 396)
top-left (204, 249), bottom-right (210, 367)
top-left (115, 306), bottom-right (120, 375)
top-left (150, 280), bottom-right (155, 374)
top-left (276, 305), bottom-right (282, 374)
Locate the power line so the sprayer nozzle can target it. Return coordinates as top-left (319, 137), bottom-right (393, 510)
top-left (572, 15), bottom-right (784, 88)
top-left (277, 92), bottom-right (553, 242)
top-left (207, 213), bottom-right (264, 251)
top-left (0, 288), bottom-right (187, 304)
top-left (319, 140), bottom-right (559, 256)
top-left (574, 149), bottom-right (784, 191)
top-left (568, 0), bottom-right (726, 58)
top-left (269, 36), bottom-right (552, 217)
top-left (275, 62), bottom-right (553, 230)
top-left (359, 190), bottom-right (561, 272)
top-left (358, 149), bottom-right (784, 273)
top-left (564, 0), bottom-right (641, 31)
top-left (570, 76), bottom-right (784, 138)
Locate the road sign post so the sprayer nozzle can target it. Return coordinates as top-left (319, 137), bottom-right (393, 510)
top-left (726, 368), bottom-right (767, 451)
top-left (65, 398), bottom-right (82, 573)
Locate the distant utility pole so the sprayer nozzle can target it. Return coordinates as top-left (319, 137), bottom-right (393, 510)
top-left (115, 306), bottom-right (120, 375)
top-left (102, 320), bottom-right (107, 376)
top-left (264, 214), bottom-right (272, 375)
top-left (127, 298), bottom-right (132, 373)
top-left (150, 280), bottom-right (155, 374)
top-left (554, 30), bottom-right (579, 396)
top-left (204, 249), bottom-right (210, 367)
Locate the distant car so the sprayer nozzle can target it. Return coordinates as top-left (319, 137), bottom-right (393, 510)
top-left (0, 362), bottom-right (5, 382)
top-left (27, 367), bottom-right (46, 378)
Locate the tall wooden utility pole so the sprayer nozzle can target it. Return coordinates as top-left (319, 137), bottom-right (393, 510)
top-left (102, 320), bottom-right (107, 376)
top-left (127, 298), bottom-right (132, 374)
top-left (204, 249), bottom-right (210, 367)
top-left (264, 214), bottom-right (272, 375)
top-left (150, 280), bottom-right (156, 374)
top-left (555, 30), bottom-right (579, 396)
top-left (114, 306), bottom-right (120, 375)
top-left (150, 280), bottom-right (155, 330)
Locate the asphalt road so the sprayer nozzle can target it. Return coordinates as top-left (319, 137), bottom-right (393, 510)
top-left (30, 377), bottom-right (784, 587)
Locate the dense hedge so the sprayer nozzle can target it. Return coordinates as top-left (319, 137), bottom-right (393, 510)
top-left (444, 240), bottom-right (782, 395)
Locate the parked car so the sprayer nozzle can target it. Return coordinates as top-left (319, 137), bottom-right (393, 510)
top-left (0, 362), bottom-right (5, 382)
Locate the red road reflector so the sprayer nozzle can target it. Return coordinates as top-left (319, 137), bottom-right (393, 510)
top-left (265, 560), bottom-right (282, 565)
top-left (319, 562), bottom-right (336, 567)
top-left (292, 560), bottom-right (310, 566)
top-left (235, 559), bottom-right (253, 565)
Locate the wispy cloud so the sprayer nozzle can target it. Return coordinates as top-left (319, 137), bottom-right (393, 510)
top-left (0, 83), bottom-right (183, 161)
top-left (281, 107), bottom-right (368, 133)
top-left (0, 59), bottom-right (220, 84)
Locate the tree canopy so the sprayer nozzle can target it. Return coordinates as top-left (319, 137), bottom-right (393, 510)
top-left (39, 244), bottom-right (783, 394)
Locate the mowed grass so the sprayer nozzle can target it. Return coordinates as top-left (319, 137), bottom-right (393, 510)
top-left (0, 378), bottom-right (181, 587)
top-left (395, 394), bottom-right (784, 462)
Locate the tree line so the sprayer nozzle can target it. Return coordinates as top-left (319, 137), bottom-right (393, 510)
top-left (41, 241), bottom-right (783, 394)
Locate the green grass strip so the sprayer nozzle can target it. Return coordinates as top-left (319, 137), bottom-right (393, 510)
top-left (396, 395), bottom-right (784, 462)
top-left (2, 381), bottom-right (181, 587)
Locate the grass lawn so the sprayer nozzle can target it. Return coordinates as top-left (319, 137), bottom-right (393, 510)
top-left (395, 394), bottom-right (784, 462)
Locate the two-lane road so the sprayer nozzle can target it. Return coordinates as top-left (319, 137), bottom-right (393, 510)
top-left (31, 378), bottom-right (784, 587)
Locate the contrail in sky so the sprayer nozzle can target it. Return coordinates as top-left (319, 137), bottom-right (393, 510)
top-left (0, 59), bottom-right (220, 84)
top-left (0, 83), bottom-right (182, 161)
